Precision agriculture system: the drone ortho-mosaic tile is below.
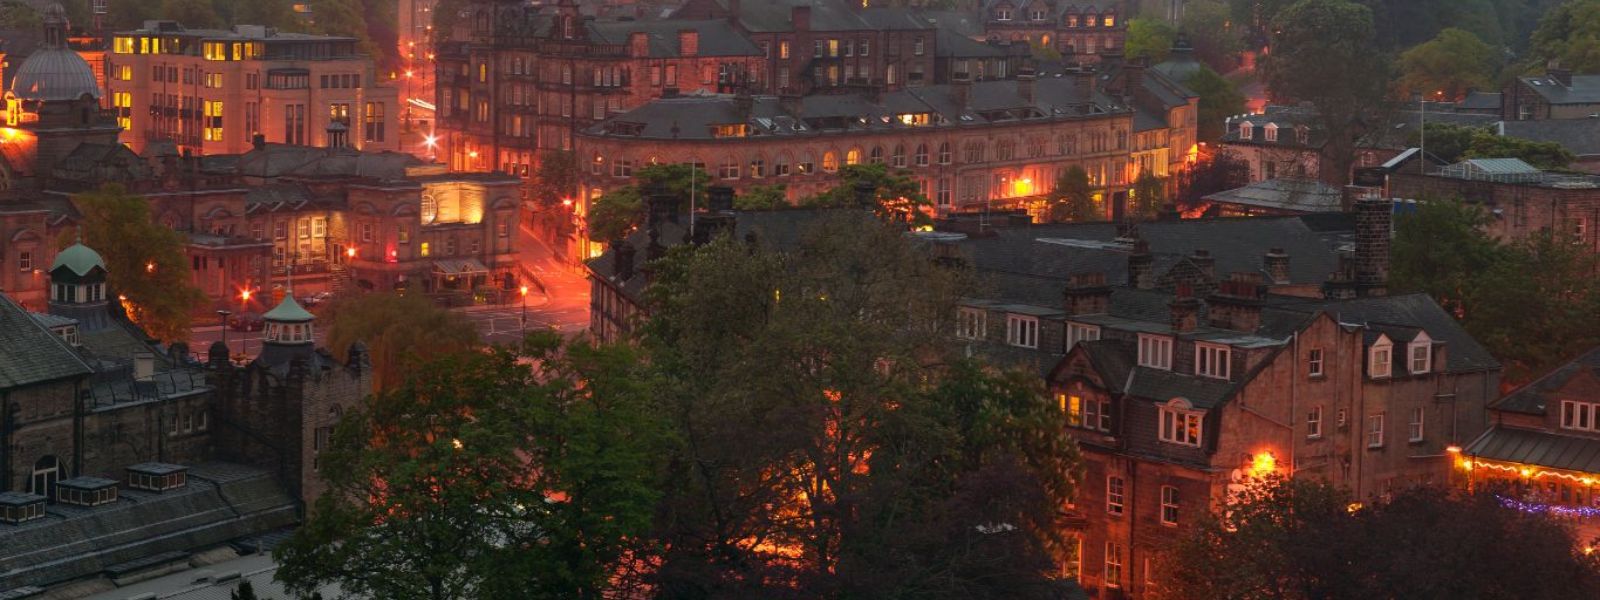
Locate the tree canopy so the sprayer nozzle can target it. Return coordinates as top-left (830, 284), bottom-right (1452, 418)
top-left (1050, 165), bottom-right (1099, 222)
top-left (802, 163), bottom-right (933, 224)
top-left (1164, 477), bottom-right (1600, 599)
top-left (1530, 0), bottom-right (1600, 73)
top-left (1186, 65), bottom-right (1247, 142)
top-left (71, 184), bottom-right (206, 342)
top-left (1397, 28), bottom-right (1500, 100)
top-left (322, 292), bottom-right (481, 391)
top-left (1125, 17), bottom-right (1177, 63)
top-left (1411, 123), bottom-right (1576, 170)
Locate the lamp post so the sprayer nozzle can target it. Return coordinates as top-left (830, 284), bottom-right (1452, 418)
top-left (216, 309), bottom-right (231, 361)
top-left (519, 285), bottom-right (529, 332)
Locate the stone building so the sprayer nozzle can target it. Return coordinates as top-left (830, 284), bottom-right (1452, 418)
top-left (104, 19), bottom-right (400, 156)
top-left (1386, 158), bottom-right (1600, 256)
top-left (0, 4), bottom-right (122, 185)
top-left (1503, 68), bottom-right (1600, 121)
top-left (978, 0), bottom-right (1124, 60)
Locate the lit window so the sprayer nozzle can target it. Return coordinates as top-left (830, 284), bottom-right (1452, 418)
top-left (1105, 542), bottom-right (1123, 588)
top-left (420, 242), bottom-right (430, 257)
top-left (1006, 314), bottom-right (1038, 348)
top-left (1158, 400), bottom-right (1202, 447)
top-left (822, 151), bottom-right (839, 173)
top-left (1138, 334), bottom-right (1171, 370)
top-left (1106, 475), bottom-right (1125, 515)
top-left (1160, 486), bottom-right (1179, 525)
top-left (1367, 413), bottom-right (1385, 448)
top-left (203, 100), bottom-right (224, 141)
top-left (1562, 401), bottom-right (1600, 432)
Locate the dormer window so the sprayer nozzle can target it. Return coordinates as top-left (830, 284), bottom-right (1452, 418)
top-left (1296, 126), bottom-right (1310, 144)
top-left (1264, 123), bottom-right (1278, 142)
top-left (0, 492), bottom-right (45, 524)
top-left (996, 8), bottom-right (1012, 20)
top-left (1239, 121), bottom-right (1253, 140)
top-left (1103, 14), bottom-right (1115, 27)
top-left (1369, 337), bottom-right (1393, 379)
top-left (1138, 334), bottom-right (1172, 370)
top-left (1195, 343), bottom-right (1231, 380)
top-left (56, 476), bottom-right (118, 507)
top-left (1006, 314), bottom-right (1039, 349)
top-left (126, 463), bottom-right (188, 492)
top-left (1409, 336), bottom-right (1432, 374)
top-left (1030, 9), bottom-right (1046, 20)
top-left (1158, 398), bottom-right (1202, 447)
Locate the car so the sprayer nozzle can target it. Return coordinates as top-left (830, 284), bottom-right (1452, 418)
top-left (300, 291), bottom-right (335, 308)
top-left (228, 312), bottom-right (264, 332)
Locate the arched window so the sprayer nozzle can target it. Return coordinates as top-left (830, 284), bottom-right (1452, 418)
top-left (997, 139), bottom-right (1015, 161)
top-left (32, 455), bottom-right (59, 499)
top-left (774, 152), bottom-right (792, 176)
top-left (845, 148), bottom-right (861, 167)
top-left (892, 144), bottom-right (906, 168)
top-left (914, 143), bottom-right (929, 167)
top-left (937, 142), bottom-right (951, 164)
top-left (798, 151), bottom-right (815, 175)
top-left (822, 151), bottom-right (839, 173)
top-left (869, 146), bottom-right (884, 165)
top-left (420, 196), bottom-right (438, 224)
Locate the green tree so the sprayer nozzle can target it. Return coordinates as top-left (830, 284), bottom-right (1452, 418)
top-left (585, 163), bottom-right (710, 242)
top-left (230, 579), bottom-right (262, 600)
top-left (322, 292), bottom-right (480, 391)
top-left (106, 0), bottom-right (159, 29)
top-left (734, 184), bottom-right (790, 210)
top-left (1463, 230), bottom-right (1600, 382)
top-left (159, 0), bottom-right (222, 27)
top-left (1181, 0), bottom-right (1248, 70)
top-left (528, 150), bottom-right (578, 242)
top-left (1131, 171), bottom-right (1167, 220)
top-left (1176, 149), bottom-right (1251, 210)
top-left (276, 336), bottom-right (666, 600)
top-left (640, 216), bottom-right (1081, 597)
top-left (1164, 477), bottom-right (1600, 599)
top-left (1186, 65), bottom-right (1247, 142)
top-left (1410, 122), bottom-right (1482, 163)
top-left (1397, 28), bottom-right (1499, 100)
top-left (71, 184), bottom-right (205, 342)
top-left (1389, 198), bottom-right (1504, 316)
top-left (1465, 134), bottom-right (1576, 170)
top-left (1050, 165), bottom-right (1099, 222)
top-left (225, 0), bottom-right (306, 31)
top-left (1530, 0), bottom-right (1600, 74)
top-left (1259, 0), bottom-right (1391, 186)
top-left (0, 0), bottom-right (40, 30)
top-left (802, 163), bottom-right (933, 224)
top-left (1126, 17), bottom-right (1177, 62)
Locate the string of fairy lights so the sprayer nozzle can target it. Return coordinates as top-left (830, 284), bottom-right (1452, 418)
top-left (1457, 455), bottom-right (1600, 518)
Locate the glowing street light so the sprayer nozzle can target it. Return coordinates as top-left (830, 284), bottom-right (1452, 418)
top-left (346, 247), bottom-right (357, 259)
top-left (519, 285), bottom-right (530, 331)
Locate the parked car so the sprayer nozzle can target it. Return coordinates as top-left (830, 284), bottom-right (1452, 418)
top-left (300, 291), bottom-right (335, 308)
top-left (228, 312), bottom-right (264, 332)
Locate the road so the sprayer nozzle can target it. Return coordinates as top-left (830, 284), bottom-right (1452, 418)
top-left (189, 222), bottom-right (591, 360)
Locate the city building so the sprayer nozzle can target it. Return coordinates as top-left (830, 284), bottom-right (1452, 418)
top-left (574, 61), bottom-right (1196, 257)
top-left (1386, 158), bottom-right (1600, 255)
top-left (104, 20), bottom-right (400, 156)
top-left (1217, 104), bottom-right (1496, 185)
top-left (1495, 118), bottom-right (1600, 174)
top-left (1461, 346), bottom-right (1600, 541)
top-left (978, 0), bottom-right (1124, 60)
top-left (1503, 68), bottom-right (1600, 121)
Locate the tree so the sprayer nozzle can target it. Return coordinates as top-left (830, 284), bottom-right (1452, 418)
top-left (1185, 65), bottom-right (1247, 142)
top-left (640, 216), bottom-right (1081, 597)
top-left (276, 336), bottom-right (667, 600)
top-left (1410, 122), bottom-right (1482, 164)
top-left (802, 163), bottom-right (933, 224)
top-left (1465, 134), bottom-right (1576, 170)
top-left (528, 150), bottom-right (578, 242)
top-left (1175, 149), bottom-right (1251, 211)
top-left (1180, 0), bottom-right (1248, 70)
top-left (106, 0), bottom-right (159, 28)
top-left (1164, 477), bottom-right (1600, 599)
top-left (585, 163), bottom-right (710, 242)
top-left (1530, 0), bottom-right (1600, 74)
top-left (734, 184), bottom-right (790, 210)
top-left (1050, 165), bottom-right (1099, 222)
top-left (1259, 0), bottom-right (1391, 186)
top-left (1125, 17), bottom-right (1177, 62)
top-left (1397, 28), bottom-right (1499, 100)
top-left (159, 0), bottom-right (222, 28)
top-left (71, 184), bottom-right (206, 342)
top-left (230, 580), bottom-right (262, 600)
top-left (322, 292), bottom-right (481, 391)
top-left (1389, 198), bottom-right (1503, 317)
top-left (0, 0), bottom-right (40, 30)
top-left (1131, 171), bottom-right (1167, 220)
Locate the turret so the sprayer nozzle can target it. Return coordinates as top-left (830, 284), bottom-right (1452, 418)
top-left (257, 295), bottom-right (315, 367)
top-left (47, 242), bottom-right (112, 331)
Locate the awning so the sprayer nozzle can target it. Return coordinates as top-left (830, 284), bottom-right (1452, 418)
top-left (1465, 426), bottom-right (1600, 474)
top-left (432, 258), bottom-right (489, 275)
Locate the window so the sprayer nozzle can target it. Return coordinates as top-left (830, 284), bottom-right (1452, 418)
top-left (1006, 315), bottom-right (1039, 348)
top-left (822, 151), bottom-right (839, 173)
top-left (860, 40), bottom-right (870, 56)
top-left (1195, 343), bottom-right (1231, 380)
top-left (1307, 405), bottom-right (1323, 439)
top-left (1239, 121), bottom-right (1253, 140)
top-left (869, 146), bottom-right (884, 165)
top-left (1369, 340), bottom-right (1393, 378)
top-left (1264, 123), bottom-right (1279, 142)
top-left (1409, 340), bottom-right (1431, 374)
top-left (750, 157), bottom-right (766, 178)
top-left (1138, 335), bottom-right (1172, 369)
top-left (612, 159), bottom-right (634, 178)
top-left (1067, 394), bottom-right (1111, 432)
top-left (1159, 401), bottom-right (1202, 447)
top-left (420, 242), bottom-right (430, 257)
top-left (1366, 413), bottom-right (1385, 448)
top-left (937, 177), bottom-right (951, 207)
top-left (1160, 486), bottom-right (1179, 525)
top-left (938, 142), bottom-right (952, 164)
top-left (957, 307), bottom-right (986, 339)
top-left (18, 251), bottom-right (31, 272)
top-left (1066, 322), bottom-right (1100, 350)
top-left (360, 223), bottom-right (373, 243)
top-left (1105, 542), bottom-right (1123, 587)
top-left (996, 7), bottom-right (1012, 20)
top-left (1107, 475), bottom-right (1125, 515)
top-left (719, 159), bottom-right (741, 179)
top-left (1409, 407), bottom-right (1425, 442)
top-left (364, 102), bottom-right (386, 143)
top-left (1562, 401), bottom-right (1600, 432)
top-left (846, 147), bottom-right (861, 166)
top-left (779, 40), bottom-right (790, 59)
top-left (1308, 348), bottom-right (1324, 377)
top-left (913, 36), bottom-right (926, 56)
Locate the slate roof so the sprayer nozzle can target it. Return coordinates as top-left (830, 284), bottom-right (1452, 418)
top-left (1465, 426), bottom-right (1600, 475)
top-left (1265, 293), bottom-right (1500, 374)
top-left (1204, 178), bottom-right (1344, 214)
top-left (1460, 91), bottom-right (1503, 112)
top-left (1518, 74), bottom-right (1600, 105)
top-left (1498, 118), bottom-right (1600, 158)
top-left (587, 19), bottom-right (761, 57)
top-left (0, 292), bottom-right (91, 389)
top-left (1125, 364), bottom-right (1236, 409)
top-left (1493, 346), bottom-right (1600, 415)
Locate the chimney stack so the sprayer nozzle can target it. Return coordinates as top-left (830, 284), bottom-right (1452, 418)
top-left (1264, 248), bottom-right (1291, 285)
top-left (252, 133), bottom-right (266, 151)
top-left (1064, 272), bottom-right (1112, 316)
top-left (1170, 284), bottom-right (1201, 333)
top-left (134, 351), bottom-right (155, 380)
top-left (1128, 239), bottom-right (1154, 290)
top-left (1074, 67), bottom-right (1095, 105)
top-left (1017, 67), bottom-right (1036, 104)
top-left (1189, 249), bottom-right (1215, 282)
top-left (792, 5), bottom-right (811, 31)
top-left (629, 32), bottom-right (649, 57)
top-left (613, 238), bottom-right (636, 280)
top-left (1207, 272), bottom-right (1264, 333)
top-left (952, 71), bottom-right (972, 110)
top-left (1550, 66), bottom-right (1573, 88)
top-left (1354, 193), bottom-right (1390, 297)
top-left (678, 29), bottom-right (699, 57)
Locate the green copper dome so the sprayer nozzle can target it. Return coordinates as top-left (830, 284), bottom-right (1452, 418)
top-left (263, 295), bottom-right (315, 322)
top-left (50, 243), bottom-right (105, 277)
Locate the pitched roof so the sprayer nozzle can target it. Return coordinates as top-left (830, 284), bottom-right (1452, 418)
top-left (1266, 293), bottom-right (1499, 374)
top-left (1518, 74), bottom-right (1600, 105)
top-left (587, 19), bottom-right (761, 57)
top-left (0, 292), bottom-right (92, 388)
top-left (1493, 346), bottom-right (1600, 415)
top-left (1203, 178), bottom-right (1344, 214)
top-left (1465, 426), bottom-right (1600, 474)
top-left (1498, 118), bottom-right (1600, 158)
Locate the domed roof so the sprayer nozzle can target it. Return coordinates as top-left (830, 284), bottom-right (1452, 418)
top-left (51, 242), bottom-right (105, 276)
top-left (11, 47), bottom-right (101, 102)
top-left (263, 295), bottom-right (315, 323)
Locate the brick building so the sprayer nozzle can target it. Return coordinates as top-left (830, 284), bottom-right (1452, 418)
top-left (979, 0), bottom-right (1124, 60)
top-left (573, 62), bottom-right (1195, 257)
top-left (1503, 68), bottom-right (1600, 121)
top-left (1387, 158), bottom-right (1600, 255)
top-left (105, 20), bottom-right (400, 156)
top-left (1217, 104), bottom-right (1496, 185)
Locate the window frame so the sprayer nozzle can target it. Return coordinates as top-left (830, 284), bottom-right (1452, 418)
top-left (957, 307), bottom-right (986, 340)
top-left (1409, 406), bottom-right (1425, 442)
top-left (1106, 475), bottom-right (1125, 515)
top-left (1006, 314), bottom-right (1039, 349)
top-left (1308, 348), bottom-right (1324, 377)
top-left (1194, 343), bottom-right (1231, 380)
top-left (1369, 339), bottom-right (1393, 379)
top-left (1138, 334), bottom-right (1172, 370)
top-left (1307, 405), bottom-right (1323, 439)
top-left (1367, 413), bottom-right (1385, 448)
top-left (1159, 485), bottom-right (1179, 526)
top-left (1158, 401), bottom-right (1203, 447)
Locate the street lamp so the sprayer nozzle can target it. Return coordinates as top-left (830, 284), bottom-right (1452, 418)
top-left (519, 285), bottom-right (529, 332)
top-left (216, 309), bottom-right (232, 359)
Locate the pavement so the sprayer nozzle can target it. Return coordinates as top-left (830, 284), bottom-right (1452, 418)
top-left (188, 222), bottom-right (591, 360)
